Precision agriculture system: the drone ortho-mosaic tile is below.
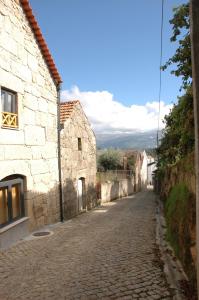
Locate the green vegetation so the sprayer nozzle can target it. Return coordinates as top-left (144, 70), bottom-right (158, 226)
top-left (157, 2), bottom-right (194, 170)
top-left (165, 184), bottom-right (196, 289)
top-left (126, 156), bottom-right (135, 171)
top-left (156, 3), bottom-right (197, 292)
top-left (146, 148), bottom-right (156, 157)
top-left (97, 149), bottom-right (122, 171)
top-left (165, 183), bottom-right (190, 257)
top-left (157, 88), bottom-right (194, 168)
top-left (161, 3), bottom-right (191, 90)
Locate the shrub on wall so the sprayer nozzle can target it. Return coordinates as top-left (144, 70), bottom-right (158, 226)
top-left (165, 183), bottom-right (196, 290)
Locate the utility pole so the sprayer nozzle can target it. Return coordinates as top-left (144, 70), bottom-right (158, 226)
top-left (190, 0), bottom-right (199, 296)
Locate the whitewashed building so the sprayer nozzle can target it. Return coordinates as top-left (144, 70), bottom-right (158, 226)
top-left (147, 155), bottom-right (156, 185)
top-left (140, 151), bottom-right (148, 189)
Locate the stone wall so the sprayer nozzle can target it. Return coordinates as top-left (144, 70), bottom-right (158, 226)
top-left (0, 0), bottom-right (60, 230)
top-left (158, 152), bottom-right (196, 289)
top-left (100, 178), bottom-right (135, 203)
top-left (61, 103), bottom-right (97, 219)
top-left (159, 153), bottom-right (195, 200)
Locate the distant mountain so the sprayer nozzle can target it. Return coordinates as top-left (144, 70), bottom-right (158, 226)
top-left (96, 130), bottom-right (158, 150)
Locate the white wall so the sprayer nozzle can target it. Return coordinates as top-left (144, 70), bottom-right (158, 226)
top-left (100, 178), bottom-right (135, 203)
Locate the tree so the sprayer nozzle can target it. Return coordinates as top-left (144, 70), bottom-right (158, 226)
top-left (162, 3), bottom-right (191, 90)
top-left (157, 88), bottom-right (194, 168)
top-left (97, 149), bottom-right (122, 171)
top-left (157, 2), bottom-right (194, 168)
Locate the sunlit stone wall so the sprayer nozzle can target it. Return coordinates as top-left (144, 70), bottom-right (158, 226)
top-left (0, 0), bottom-right (60, 230)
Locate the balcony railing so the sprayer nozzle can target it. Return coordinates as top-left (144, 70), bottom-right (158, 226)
top-left (1, 111), bottom-right (18, 128)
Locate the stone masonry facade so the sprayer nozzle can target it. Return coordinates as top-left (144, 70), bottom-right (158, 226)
top-left (0, 0), bottom-right (60, 230)
top-left (60, 101), bottom-right (97, 219)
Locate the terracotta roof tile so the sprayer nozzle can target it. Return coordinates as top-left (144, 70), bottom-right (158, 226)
top-left (60, 101), bottom-right (80, 124)
top-left (20, 0), bottom-right (62, 85)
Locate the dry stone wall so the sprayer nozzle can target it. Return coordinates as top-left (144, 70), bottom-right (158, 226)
top-left (159, 153), bottom-right (195, 200)
top-left (0, 0), bottom-right (60, 230)
top-left (158, 152), bottom-right (196, 288)
top-left (61, 103), bottom-right (97, 219)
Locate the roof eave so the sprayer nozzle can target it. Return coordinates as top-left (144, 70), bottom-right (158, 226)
top-left (20, 0), bottom-right (62, 85)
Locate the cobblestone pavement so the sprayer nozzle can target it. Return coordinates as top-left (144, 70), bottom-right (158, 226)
top-left (0, 190), bottom-right (173, 300)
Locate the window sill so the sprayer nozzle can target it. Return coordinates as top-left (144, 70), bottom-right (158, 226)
top-left (0, 217), bottom-right (29, 234)
top-left (1, 126), bottom-right (19, 130)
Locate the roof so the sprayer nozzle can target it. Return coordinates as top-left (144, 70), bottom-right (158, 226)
top-left (124, 150), bottom-right (140, 158)
top-left (20, 0), bottom-right (62, 85)
top-left (60, 101), bottom-right (80, 124)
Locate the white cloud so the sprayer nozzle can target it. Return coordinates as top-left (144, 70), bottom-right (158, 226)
top-left (61, 86), bottom-right (172, 133)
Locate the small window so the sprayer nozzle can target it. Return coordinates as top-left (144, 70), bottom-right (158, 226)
top-left (78, 138), bottom-right (82, 151)
top-left (0, 177), bottom-right (25, 228)
top-left (1, 88), bottom-right (18, 128)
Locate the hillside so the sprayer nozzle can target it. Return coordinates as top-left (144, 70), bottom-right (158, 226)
top-left (96, 130), bottom-right (157, 149)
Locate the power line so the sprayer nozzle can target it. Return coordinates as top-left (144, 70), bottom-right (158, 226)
top-left (157, 0), bottom-right (165, 148)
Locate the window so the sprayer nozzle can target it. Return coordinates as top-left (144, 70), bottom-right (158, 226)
top-left (1, 88), bottom-right (18, 128)
top-left (78, 138), bottom-right (82, 151)
top-left (0, 177), bottom-right (25, 228)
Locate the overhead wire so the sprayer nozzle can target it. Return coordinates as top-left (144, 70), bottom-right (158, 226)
top-left (157, 0), bottom-right (165, 148)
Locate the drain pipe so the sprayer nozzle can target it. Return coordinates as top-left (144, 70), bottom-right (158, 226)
top-left (57, 83), bottom-right (64, 222)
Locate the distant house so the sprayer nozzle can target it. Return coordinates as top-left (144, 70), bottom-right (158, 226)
top-left (140, 150), bottom-right (148, 189)
top-left (147, 155), bottom-right (156, 185)
top-left (123, 150), bottom-right (148, 191)
top-left (60, 101), bottom-right (97, 219)
top-left (0, 0), bottom-right (62, 248)
top-left (123, 150), bottom-right (142, 191)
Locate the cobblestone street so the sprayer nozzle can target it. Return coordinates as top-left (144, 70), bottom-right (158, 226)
top-left (0, 190), bottom-right (173, 300)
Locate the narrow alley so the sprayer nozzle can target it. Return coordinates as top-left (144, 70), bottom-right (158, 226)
top-left (0, 191), bottom-right (173, 300)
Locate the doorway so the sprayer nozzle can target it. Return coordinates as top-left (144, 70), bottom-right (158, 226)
top-left (77, 177), bottom-right (85, 212)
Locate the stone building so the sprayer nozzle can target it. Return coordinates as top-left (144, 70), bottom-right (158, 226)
top-left (123, 150), bottom-right (142, 192)
top-left (60, 101), bottom-right (97, 219)
top-left (0, 0), bottom-right (62, 248)
top-left (122, 150), bottom-right (148, 191)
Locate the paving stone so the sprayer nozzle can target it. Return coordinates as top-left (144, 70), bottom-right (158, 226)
top-left (0, 190), bottom-right (173, 299)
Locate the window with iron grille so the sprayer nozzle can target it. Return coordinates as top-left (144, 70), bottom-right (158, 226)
top-left (1, 88), bottom-right (18, 128)
top-left (0, 177), bottom-right (25, 228)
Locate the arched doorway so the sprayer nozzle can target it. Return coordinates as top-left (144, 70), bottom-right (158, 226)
top-left (77, 177), bottom-right (85, 212)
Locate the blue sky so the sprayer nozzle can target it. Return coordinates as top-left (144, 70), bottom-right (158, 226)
top-left (29, 0), bottom-right (187, 133)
